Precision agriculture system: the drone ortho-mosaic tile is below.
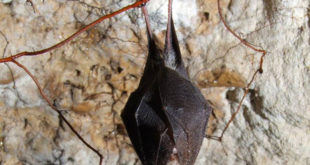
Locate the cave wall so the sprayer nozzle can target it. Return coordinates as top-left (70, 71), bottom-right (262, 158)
top-left (0, 0), bottom-right (309, 164)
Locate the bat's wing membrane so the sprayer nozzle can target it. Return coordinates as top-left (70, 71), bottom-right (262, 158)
top-left (122, 85), bottom-right (174, 165)
top-left (158, 67), bottom-right (212, 165)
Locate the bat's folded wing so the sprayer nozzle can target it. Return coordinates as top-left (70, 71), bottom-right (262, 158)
top-left (121, 86), bottom-right (174, 165)
top-left (158, 67), bottom-right (212, 165)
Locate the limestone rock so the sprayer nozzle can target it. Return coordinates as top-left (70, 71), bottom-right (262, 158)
top-left (0, 0), bottom-right (309, 164)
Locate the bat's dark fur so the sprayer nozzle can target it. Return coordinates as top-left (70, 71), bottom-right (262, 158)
top-left (121, 1), bottom-right (212, 164)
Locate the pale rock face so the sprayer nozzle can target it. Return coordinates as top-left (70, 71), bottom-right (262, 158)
top-left (0, 0), bottom-right (309, 165)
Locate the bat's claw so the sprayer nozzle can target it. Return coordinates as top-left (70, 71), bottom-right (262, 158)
top-left (138, 0), bottom-right (149, 8)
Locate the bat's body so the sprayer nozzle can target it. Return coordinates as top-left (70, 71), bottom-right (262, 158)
top-left (121, 1), bottom-right (212, 164)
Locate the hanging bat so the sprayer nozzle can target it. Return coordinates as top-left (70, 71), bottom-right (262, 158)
top-left (121, 0), bottom-right (212, 164)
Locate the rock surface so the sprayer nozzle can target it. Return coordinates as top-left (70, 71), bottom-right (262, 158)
top-left (0, 0), bottom-right (309, 164)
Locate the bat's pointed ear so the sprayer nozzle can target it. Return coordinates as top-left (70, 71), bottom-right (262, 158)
top-left (164, 0), bottom-right (180, 56)
top-left (142, 6), bottom-right (161, 61)
top-left (164, 17), bottom-right (182, 61)
top-left (163, 0), bottom-right (188, 77)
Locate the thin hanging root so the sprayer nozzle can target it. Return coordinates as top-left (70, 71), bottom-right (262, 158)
top-left (11, 59), bottom-right (104, 164)
top-left (217, 0), bottom-right (266, 73)
top-left (207, 0), bottom-right (267, 142)
top-left (0, 0), bottom-right (150, 165)
top-left (0, 0), bottom-right (149, 63)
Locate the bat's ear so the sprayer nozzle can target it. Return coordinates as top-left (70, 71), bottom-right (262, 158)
top-left (164, 17), bottom-right (182, 61)
top-left (142, 6), bottom-right (161, 62)
top-left (163, 0), bottom-right (188, 77)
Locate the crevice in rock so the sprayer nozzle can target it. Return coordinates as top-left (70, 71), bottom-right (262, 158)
top-left (249, 89), bottom-right (267, 120)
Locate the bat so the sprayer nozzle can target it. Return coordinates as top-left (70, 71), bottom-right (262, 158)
top-left (121, 1), bottom-right (212, 165)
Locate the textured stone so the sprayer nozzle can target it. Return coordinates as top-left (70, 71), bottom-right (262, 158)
top-left (0, 0), bottom-right (309, 165)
